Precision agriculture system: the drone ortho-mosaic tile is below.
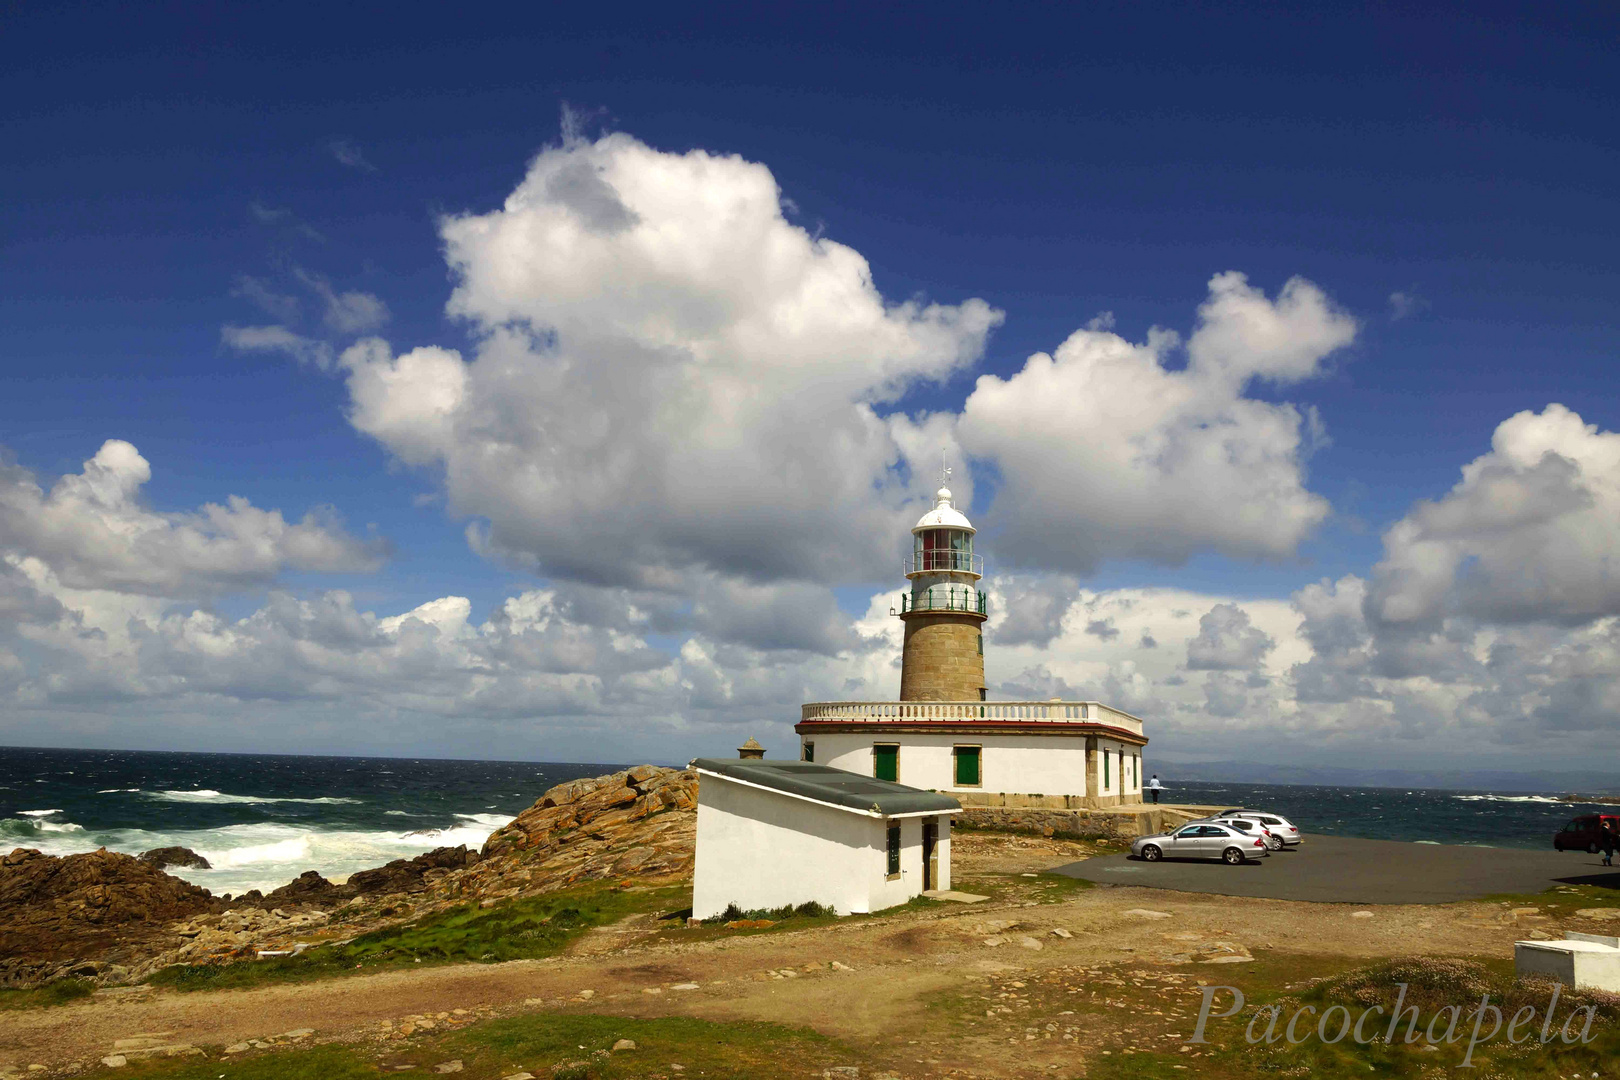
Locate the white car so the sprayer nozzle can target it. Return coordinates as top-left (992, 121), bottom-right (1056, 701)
top-left (1207, 815), bottom-right (1285, 850)
top-left (1215, 809), bottom-right (1302, 848)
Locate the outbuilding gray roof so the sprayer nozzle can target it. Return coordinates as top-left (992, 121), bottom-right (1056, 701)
top-left (690, 758), bottom-right (961, 817)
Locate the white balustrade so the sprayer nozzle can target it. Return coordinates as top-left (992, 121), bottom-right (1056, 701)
top-left (798, 700), bottom-right (1144, 736)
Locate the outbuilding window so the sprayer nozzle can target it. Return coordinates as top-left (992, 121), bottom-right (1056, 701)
top-left (953, 745), bottom-right (981, 787)
top-left (1103, 748), bottom-right (1110, 790)
top-left (886, 823), bottom-right (901, 878)
top-left (801, 741), bottom-right (814, 763)
top-left (873, 743), bottom-right (899, 782)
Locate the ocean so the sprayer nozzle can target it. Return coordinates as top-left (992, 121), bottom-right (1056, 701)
top-left (5, 748), bottom-right (1618, 897)
top-left (0, 747), bottom-right (619, 896)
top-left (1165, 779), bottom-right (1620, 849)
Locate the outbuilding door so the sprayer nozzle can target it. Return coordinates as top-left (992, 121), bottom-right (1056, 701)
top-left (922, 821), bottom-right (938, 891)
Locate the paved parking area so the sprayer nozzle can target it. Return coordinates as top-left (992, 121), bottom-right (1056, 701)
top-left (1049, 834), bottom-right (1620, 904)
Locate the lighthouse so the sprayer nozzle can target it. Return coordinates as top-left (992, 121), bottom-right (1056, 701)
top-left (897, 482), bottom-right (987, 701)
top-left (796, 467), bottom-right (1151, 809)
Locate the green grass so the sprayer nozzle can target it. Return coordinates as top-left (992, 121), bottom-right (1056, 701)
top-left (145, 883), bottom-right (688, 993)
top-left (98, 1013), bottom-right (872, 1080)
top-left (0, 977), bottom-right (94, 1010)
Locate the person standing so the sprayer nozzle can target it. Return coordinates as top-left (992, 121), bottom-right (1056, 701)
top-left (1602, 820), bottom-right (1617, 867)
top-left (1147, 774), bottom-right (1164, 804)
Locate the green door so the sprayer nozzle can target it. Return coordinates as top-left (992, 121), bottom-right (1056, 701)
top-left (953, 746), bottom-right (980, 786)
top-left (874, 744), bottom-right (899, 782)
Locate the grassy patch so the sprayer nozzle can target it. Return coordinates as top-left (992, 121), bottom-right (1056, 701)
top-left (0, 977), bottom-right (94, 1010)
top-left (102, 1013), bottom-right (871, 1080)
top-left (1476, 880), bottom-right (1620, 916)
top-left (146, 884), bottom-right (687, 993)
top-left (107, 1046), bottom-right (375, 1080)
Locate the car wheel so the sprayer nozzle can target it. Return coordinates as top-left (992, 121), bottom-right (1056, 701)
top-left (1142, 845), bottom-right (1162, 862)
top-left (1267, 836), bottom-right (1282, 851)
top-left (1589, 842), bottom-right (1601, 854)
top-left (1222, 847), bottom-right (1245, 865)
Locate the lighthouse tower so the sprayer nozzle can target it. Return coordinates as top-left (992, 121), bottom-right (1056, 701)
top-left (898, 480), bottom-right (988, 701)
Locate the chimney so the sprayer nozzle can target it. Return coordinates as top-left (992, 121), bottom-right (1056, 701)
top-left (738, 737), bottom-right (765, 760)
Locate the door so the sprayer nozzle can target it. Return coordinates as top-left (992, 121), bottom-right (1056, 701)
top-left (874, 743), bottom-right (899, 782)
top-left (922, 822), bottom-right (938, 891)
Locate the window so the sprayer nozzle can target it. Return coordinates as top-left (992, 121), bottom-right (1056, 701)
top-left (976, 632), bottom-right (983, 656)
top-left (801, 741), bottom-right (814, 763)
top-left (886, 823), bottom-right (901, 877)
top-left (1103, 748), bottom-right (1110, 790)
top-left (873, 743), bottom-right (899, 782)
top-left (953, 745), bottom-right (981, 787)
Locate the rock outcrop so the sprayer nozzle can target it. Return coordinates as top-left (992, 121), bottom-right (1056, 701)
top-left (138, 846), bottom-right (211, 870)
top-left (0, 847), bottom-right (221, 987)
top-left (0, 765), bottom-right (700, 987)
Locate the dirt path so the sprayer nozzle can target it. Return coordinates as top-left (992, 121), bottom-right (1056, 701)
top-left (0, 878), bottom-right (1560, 1073)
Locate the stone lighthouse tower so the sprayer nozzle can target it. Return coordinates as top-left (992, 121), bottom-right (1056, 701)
top-left (898, 479), bottom-right (988, 701)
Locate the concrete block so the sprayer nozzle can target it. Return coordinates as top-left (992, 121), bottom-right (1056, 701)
top-left (1515, 934), bottom-right (1620, 992)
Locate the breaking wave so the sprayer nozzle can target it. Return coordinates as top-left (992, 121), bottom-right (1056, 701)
top-left (1, 811), bottom-right (511, 895)
top-left (149, 789), bottom-right (361, 806)
top-left (1451, 794), bottom-right (1567, 804)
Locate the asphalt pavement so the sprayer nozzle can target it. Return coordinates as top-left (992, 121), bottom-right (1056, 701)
top-left (1048, 834), bottom-right (1620, 904)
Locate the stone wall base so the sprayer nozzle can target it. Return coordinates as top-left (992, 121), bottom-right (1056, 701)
top-left (953, 804), bottom-right (1210, 841)
top-left (953, 791), bottom-right (1127, 811)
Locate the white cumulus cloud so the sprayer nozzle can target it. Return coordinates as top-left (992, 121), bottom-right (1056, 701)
top-left (957, 271), bottom-right (1355, 572)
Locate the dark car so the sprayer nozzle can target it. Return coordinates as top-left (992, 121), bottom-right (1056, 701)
top-left (1553, 814), bottom-right (1620, 853)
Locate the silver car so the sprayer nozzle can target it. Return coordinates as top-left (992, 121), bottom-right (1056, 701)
top-left (1131, 822), bottom-right (1270, 864)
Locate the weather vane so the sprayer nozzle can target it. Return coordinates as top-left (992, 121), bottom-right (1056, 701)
top-left (940, 450), bottom-right (951, 491)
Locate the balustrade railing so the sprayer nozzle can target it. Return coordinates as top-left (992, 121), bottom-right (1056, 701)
top-left (799, 700), bottom-right (1144, 736)
top-left (898, 588), bottom-right (989, 616)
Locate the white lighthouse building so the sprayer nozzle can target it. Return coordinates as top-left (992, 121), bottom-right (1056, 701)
top-left (796, 482), bottom-right (1148, 808)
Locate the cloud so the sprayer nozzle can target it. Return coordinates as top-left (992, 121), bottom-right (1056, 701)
top-left (294, 269), bottom-right (390, 334)
top-left (0, 440), bottom-right (385, 599)
top-left (247, 201), bottom-right (323, 242)
top-left (342, 130), bottom-right (999, 592)
top-left (1368, 405), bottom-right (1620, 627)
top-left (222, 325), bottom-right (334, 369)
top-left (232, 275), bottom-right (301, 322)
top-left (956, 272), bottom-right (1355, 573)
top-left (1388, 290), bottom-right (1428, 320)
top-left (1185, 602), bottom-right (1275, 670)
top-left (328, 138), bottom-right (376, 172)
top-left (988, 573), bottom-right (1080, 647)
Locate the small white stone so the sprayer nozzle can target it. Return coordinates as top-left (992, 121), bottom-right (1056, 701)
top-left (433, 1061), bottom-right (463, 1073)
top-left (1351, 911), bottom-right (1374, 919)
top-left (671, 982), bottom-right (699, 990)
top-left (100, 1056), bottom-right (127, 1069)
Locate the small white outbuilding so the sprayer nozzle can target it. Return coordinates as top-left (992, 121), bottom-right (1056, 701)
top-left (690, 758), bottom-right (961, 920)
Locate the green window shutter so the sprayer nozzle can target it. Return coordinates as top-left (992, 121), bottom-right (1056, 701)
top-left (874, 744), bottom-right (898, 782)
top-left (802, 741), bottom-right (814, 762)
top-left (954, 746), bottom-right (980, 786)
top-left (1103, 749), bottom-right (1110, 789)
top-left (886, 824), bottom-right (901, 876)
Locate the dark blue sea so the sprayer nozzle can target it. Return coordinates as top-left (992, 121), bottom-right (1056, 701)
top-left (1163, 779), bottom-right (1620, 850)
top-left (5, 749), bottom-right (1617, 896)
top-left (0, 747), bottom-right (621, 896)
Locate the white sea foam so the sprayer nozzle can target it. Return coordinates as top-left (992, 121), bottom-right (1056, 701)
top-left (2, 813), bottom-right (515, 895)
top-left (18, 809), bottom-right (63, 817)
top-left (1451, 794), bottom-right (1566, 804)
top-left (97, 788), bottom-right (142, 794)
top-left (149, 789), bottom-right (361, 806)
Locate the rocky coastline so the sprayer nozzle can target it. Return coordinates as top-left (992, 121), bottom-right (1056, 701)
top-left (0, 765), bottom-right (697, 989)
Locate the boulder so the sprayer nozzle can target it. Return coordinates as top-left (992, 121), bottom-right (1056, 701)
top-left (481, 766), bottom-right (697, 861)
top-left (347, 846), bottom-right (482, 897)
top-left (0, 847), bottom-right (219, 987)
top-left (137, 847), bottom-right (211, 871)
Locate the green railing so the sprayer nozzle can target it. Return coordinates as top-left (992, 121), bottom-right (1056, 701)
top-left (899, 588), bottom-right (988, 615)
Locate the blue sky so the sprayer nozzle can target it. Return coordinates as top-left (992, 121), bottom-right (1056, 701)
top-left (3, 2), bottom-right (1619, 769)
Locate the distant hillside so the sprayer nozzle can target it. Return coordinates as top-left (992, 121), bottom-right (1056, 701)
top-left (1160, 760), bottom-right (1620, 793)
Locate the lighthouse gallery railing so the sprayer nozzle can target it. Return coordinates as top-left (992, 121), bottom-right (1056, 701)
top-left (799, 700), bottom-right (1145, 737)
